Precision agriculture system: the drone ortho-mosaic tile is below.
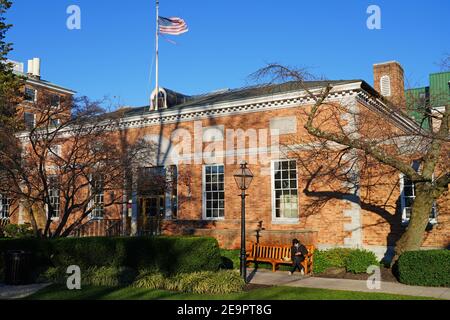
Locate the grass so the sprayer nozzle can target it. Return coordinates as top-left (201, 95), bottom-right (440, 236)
top-left (25, 284), bottom-right (433, 300)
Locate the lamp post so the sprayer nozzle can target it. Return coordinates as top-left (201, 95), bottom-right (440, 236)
top-left (233, 161), bottom-right (254, 283)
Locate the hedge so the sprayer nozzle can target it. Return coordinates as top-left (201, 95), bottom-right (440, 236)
top-left (0, 236), bottom-right (222, 281)
top-left (397, 250), bottom-right (450, 287)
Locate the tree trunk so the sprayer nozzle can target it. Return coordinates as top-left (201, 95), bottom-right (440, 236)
top-left (392, 184), bottom-right (435, 265)
top-left (26, 204), bottom-right (40, 238)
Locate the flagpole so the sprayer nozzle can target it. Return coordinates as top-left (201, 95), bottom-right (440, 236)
top-left (155, 0), bottom-right (159, 111)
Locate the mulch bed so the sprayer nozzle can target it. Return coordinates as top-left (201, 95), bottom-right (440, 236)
top-left (314, 267), bottom-right (399, 283)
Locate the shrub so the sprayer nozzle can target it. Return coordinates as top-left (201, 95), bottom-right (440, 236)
top-left (36, 267), bottom-right (66, 284)
top-left (83, 266), bottom-right (137, 287)
top-left (2, 224), bottom-right (34, 239)
top-left (0, 236), bottom-right (222, 277)
top-left (193, 270), bottom-right (245, 294)
top-left (313, 248), bottom-right (378, 274)
top-left (131, 270), bottom-right (245, 294)
top-left (397, 250), bottom-right (450, 287)
top-left (313, 248), bottom-right (352, 274)
top-left (345, 249), bottom-right (379, 274)
top-left (219, 249), bottom-right (240, 270)
top-left (133, 272), bottom-right (167, 289)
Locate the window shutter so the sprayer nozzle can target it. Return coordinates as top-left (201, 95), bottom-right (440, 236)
top-left (380, 75), bottom-right (391, 97)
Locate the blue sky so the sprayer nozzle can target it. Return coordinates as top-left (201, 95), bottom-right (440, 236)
top-left (5, 0), bottom-right (450, 107)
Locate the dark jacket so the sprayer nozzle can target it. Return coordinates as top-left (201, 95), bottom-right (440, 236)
top-left (291, 244), bottom-right (308, 262)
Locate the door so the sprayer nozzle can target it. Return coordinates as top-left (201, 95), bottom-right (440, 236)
top-left (140, 196), bottom-right (165, 235)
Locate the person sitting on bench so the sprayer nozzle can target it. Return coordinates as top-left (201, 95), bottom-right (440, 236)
top-left (289, 238), bottom-right (308, 275)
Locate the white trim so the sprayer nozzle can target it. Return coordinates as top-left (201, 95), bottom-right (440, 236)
top-left (270, 159), bottom-right (300, 224)
top-left (202, 164), bottom-right (225, 221)
top-left (399, 173), bottom-right (438, 225)
top-left (24, 86), bottom-right (37, 103)
top-left (0, 193), bottom-right (11, 220)
top-left (88, 174), bottom-right (105, 220)
top-left (26, 78), bottom-right (76, 95)
top-left (16, 83), bottom-right (361, 141)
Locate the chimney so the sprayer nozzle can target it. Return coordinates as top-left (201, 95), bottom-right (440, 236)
top-left (27, 58), bottom-right (41, 79)
top-left (373, 61), bottom-right (406, 110)
top-left (27, 59), bottom-right (34, 76)
top-left (33, 58), bottom-right (41, 79)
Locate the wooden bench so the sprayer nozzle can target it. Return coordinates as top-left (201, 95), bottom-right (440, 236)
top-left (246, 242), bottom-right (315, 274)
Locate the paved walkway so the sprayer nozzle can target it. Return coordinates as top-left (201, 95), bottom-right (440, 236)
top-left (0, 283), bottom-right (51, 300)
top-left (247, 269), bottom-right (450, 300)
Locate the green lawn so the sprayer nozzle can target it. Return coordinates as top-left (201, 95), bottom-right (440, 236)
top-left (26, 284), bottom-right (433, 300)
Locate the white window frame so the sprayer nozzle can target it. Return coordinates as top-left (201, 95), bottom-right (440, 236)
top-left (89, 175), bottom-right (105, 220)
top-left (202, 164), bottom-right (225, 221)
top-left (0, 194), bottom-right (11, 220)
top-left (24, 112), bottom-right (36, 129)
top-left (49, 145), bottom-right (62, 157)
top-left (50, 94), bottom-right (61, 108)
top-left (271, 159), bottom-right (300, 224)
top-left (24, 87), bottom-right (37, 102)
top-left (50, 118), bottom-right (61, 127)
top-left (46, 176), bottom-right (60, 221)
top-left (399, 173), bottom-right (438, 225)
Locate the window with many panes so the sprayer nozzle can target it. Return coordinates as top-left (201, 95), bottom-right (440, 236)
top-left (272, 160), bottom-right (299, 221)
top-left (48, 176), bottom-right (60, 219)
top-left (203, 164), bottom-right (225, 219)
top-left (0, 194), bottom-right (11, 219)
top-left (50, 94), bottom-right (60, 107)
top-left (400, 160), bottom-right (437, 224)
top-left (24, 87), bottom-right (36, 102)
top-left (90, 175), bottom-right (104, 219)
top-left (24, 112), bottom-right (35, 130)
top-left (401, 175), bottom-right (437, 224)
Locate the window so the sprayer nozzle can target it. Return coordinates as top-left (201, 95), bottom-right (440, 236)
top-left (50, 94), bottom-right (60, 107)
top-left (380, 75), bottom-right (391, 97)
top-left (272, 160), bottom-right (299, 221)
top-left (400, 175), bottom-right (437, 224)
top-left (50, 118), bottom-right (61, 127)
top-left (24, 87), bottom-right (36, 102)
top-left (0, 194), bottom-right (11, 219)
top-left (400, 160), bottom-right (437, 224)
top-left (168, 165), bottom-right (178, 219)
top-left (48, 176), bottom-right (60, 219)
top-left (203, 164), bottom-right (225, 219)
top-left (49, 145), bottom-right (62, 157)
top-left (90, 176), bottom-right (104, 219)
top-left (24, 112), bottom-right (35, 130)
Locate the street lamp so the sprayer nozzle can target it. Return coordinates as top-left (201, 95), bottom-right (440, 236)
top-left (233, 161), bottom-right (254, 283)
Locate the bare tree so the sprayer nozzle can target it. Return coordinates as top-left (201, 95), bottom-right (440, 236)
top-left (0, 93), bottom-right (155, 238)
top-left (251, 62), bottom-right (449, 264)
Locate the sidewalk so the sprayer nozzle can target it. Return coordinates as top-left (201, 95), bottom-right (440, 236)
top-left (0, 283), bottom-right (51, 300)
top-left (247, 269), bottom-right (450, 300)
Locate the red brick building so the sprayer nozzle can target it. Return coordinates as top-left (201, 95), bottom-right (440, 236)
top-left (5, 60), bottom-right (449, 261)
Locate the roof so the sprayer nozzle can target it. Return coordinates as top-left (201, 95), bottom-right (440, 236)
top-left (26, 77), bottom-right (77, 95)
top-left (122, 79), bottom-right (363, 118)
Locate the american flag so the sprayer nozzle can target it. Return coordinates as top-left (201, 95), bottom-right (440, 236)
top-left (158, 16), bottom-right (188, 35)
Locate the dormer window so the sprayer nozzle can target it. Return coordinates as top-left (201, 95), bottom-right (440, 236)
top-left (151, 88), bottom-right (168, 110)
top-left (380, 75), bottom-right (391, 97)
